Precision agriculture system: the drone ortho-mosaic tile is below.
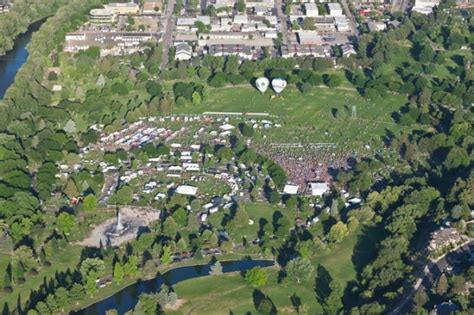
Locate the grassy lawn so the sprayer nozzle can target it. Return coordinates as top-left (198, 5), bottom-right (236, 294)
top-left (0, 245), bottom-right (82, 312)
top-left (173, 85), bottom-right (408, 153)
top-left (169, 231), bottom-right (360, 315)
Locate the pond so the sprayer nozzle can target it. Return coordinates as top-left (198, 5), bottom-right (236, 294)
top-left (75, 259), bottom-right (274, 315)
top-left (0, 19), bottom-right (44, 99)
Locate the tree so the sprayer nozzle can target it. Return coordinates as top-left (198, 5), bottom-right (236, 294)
top-left (285, 258), bottom-right (314, 283)
top-left (269, 190), bottom-right (280, 204)
top-left (210, 261), bottom-right (223, 276)
top-left (328, 222), bottom-right (348, 243)
top-left (257, 297), bottom-right (275, 315)
top-left (80, 258), bottom-right (105, 280)
top-left (233, 204), bottom-right (249, 228)
top-left (436, 273), bottom-right (448, 296)
top-left (113, 262), bottom-right (124, 284)
top-left (302, 17), bottom-right (316, 30)
top-left (69, 283), bottom-right (85, 304)
top-left (413, 288), bottom-right (428, 309)
top-left (208, 72), bottom-right (228, 88)
top-left (160, 245), bottom-right (173, 265)
top-left (56, 212), bottom-right (75, 235)
top-left (55, 287), bottom-right (69, 311)
top-left (239, 123), bottom-right (254, 137)
top-left (137, 293), bottom-right (158, 315)
top-left (323, 74), bottom-right (342, 87)
top-left (162, 216), bottom-right (178, 239)
top-left (172, 207), bottom-right (188, 227)
top-left (2, 264), bottom-right (11, 291)
top-left (82, 194), bottom-right (97, 212)
top-left (124, 255), bottom-right (139, 277)
top-left (323, 281), bottom-right (344, 315)
top-left (192, 91), bottom-right (202, 105)
top-left (235, 0), bottom-right (245, 12)
top-left (244, 267), bottom-right (268, 287)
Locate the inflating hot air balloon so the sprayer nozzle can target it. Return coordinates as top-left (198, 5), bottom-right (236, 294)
top-left (271, 78), bottom-right (287, 95)
top-left (256, 77), bottom-right (270, 93)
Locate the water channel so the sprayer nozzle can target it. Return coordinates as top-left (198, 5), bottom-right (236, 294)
top-left (0, 20), bottom-right (44, 99)
top-left (76, 259), bottom-right (274, 315)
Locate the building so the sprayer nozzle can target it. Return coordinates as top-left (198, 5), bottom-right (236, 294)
top-left (143, 0), bottom-right (162, 14)
top-left (89, 9), bottom-right (115, 24)
top-left (0, 3), bottom-right (10, 14)
top-left (314, 16), bottom-right (336, 32)
top-left (297, 31), bottom-right (321, 45)
top-left (176, 185), bottom-right (198, 196)
top-left (281, 44), bottom-right (330, 58)
top-left (206, 0), bottom-right (235, 9)
top-left (283, 184), bottom-right (299, 195)
top-left (208, 44), bottom-right (254, 59)
top-left (412, 0), bottom-right (441, 14)
top-left (340, 43), bottom-right (356, 57)
top-left (328, 3), bottom-right (343, 16)
top-left (428, 228), bottom-right (464, 253)
top-left (104, 2), bottom-right (140, 15)
top-left (174, 42), bottom-right (192, 60)
top-left (334, 16), bottom-right (350, 32)
top-left (367, 21), bottom-right (387, 32)
top-left (308, 182), bottom-right (329, 197)
top-left (304, 3), bottom-right (319, 17)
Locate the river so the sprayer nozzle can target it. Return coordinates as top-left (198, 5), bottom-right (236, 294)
top-left (75, 259), bottom-right (274, 315)
top-left (0, 20), bottom-right (44, 99)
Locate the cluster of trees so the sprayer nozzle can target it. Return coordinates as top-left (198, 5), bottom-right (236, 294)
top-left (0, 0), bottom-right (70, 56)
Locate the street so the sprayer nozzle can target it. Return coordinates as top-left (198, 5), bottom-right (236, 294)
top-left (340, 0), bottom-right (359, 38)
top-left (160, 0), bottom-right (176, 71)
top-left (274, 0), bottom-right (290, 46)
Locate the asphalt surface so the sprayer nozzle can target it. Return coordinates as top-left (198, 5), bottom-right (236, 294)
top-left (274, 0), bottom-right (290, 46)
top-left (340, 0), bottom-right (359, 38)
top-left (160, 0), bottom-right (176, 71)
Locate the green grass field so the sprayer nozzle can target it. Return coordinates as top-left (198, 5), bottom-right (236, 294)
top-left (173, 85), bottom-right (408, 153)
top-left (169, 231), bottom-right (360, 314)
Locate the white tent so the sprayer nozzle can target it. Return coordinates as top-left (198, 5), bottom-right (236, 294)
top-left (176, 185), bottom-right (198, 196)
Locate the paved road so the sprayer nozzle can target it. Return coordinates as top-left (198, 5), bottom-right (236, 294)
top-left (274, 0), bottom-right (290, 46)
top-left (340, 0), bottom-right (359, 38)
top-left (160, 0), bottom-right (176, 71)
top-left (389, 240), bottom-right (473, 315)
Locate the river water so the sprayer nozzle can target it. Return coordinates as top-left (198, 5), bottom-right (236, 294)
top-left (0, 20), bottom-right (44, 99)
top-left (75, 259), bottom-right (274, 315)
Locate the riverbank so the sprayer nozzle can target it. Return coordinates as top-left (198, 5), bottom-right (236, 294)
top-left (0, 18), bottom-right (46, 98)
top-left (73, 258), bottom-right (275, 314)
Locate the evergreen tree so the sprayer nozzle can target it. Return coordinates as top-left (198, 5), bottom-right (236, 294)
top-left (436, 273), bottom-right (448, 296)
top-left (113, 262), bottom-right (124, 284)
top-left (209, 261), bottom-right (223, 276)
top-left (233, 205), bottom-right (249, 228)
top-left (2, 264), bottom-right (11, 291)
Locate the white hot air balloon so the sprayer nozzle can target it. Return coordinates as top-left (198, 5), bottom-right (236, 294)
top-left (256, 77), bottom-right (270, 93)
top-left (272, 78), bottom-right (287, 95)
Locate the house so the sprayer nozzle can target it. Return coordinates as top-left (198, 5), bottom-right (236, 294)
top-left (304, 3), bottom-right (319, 17)
top-left (219, 123), bottom-right (235, 131)
top-left (367, 21), bottom-right (387, 32)
top-left (174, 42), bottom-right (192, 60)
top-left (308, 182), bottom-right (329, 197)
top-left (327, 3), bottom-right (343, 16)
top-left (283, 184), bottom-right (299, 195)
top-left (233, 15), bottom-right (249, 25)
top-left (428, 228), bottom-right (464, 253)
top-left (340, 43), bottom-right (356, 57)
top-left (429, 301), bottom-right (460, 315)
top-left (104, 2), bottom-right (140, 15)
top-left (176, 185), bottom-right (198, 196)
top-left (89, 8), bottom-right (115, 24)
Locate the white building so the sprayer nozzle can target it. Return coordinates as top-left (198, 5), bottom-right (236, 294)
top-left (104, 2), bottom-right (140, 15)
top-left (327, 3), bottom-right (343, 16)
top-left (174, 42), bottom-right (192, 60)
top-left (89, 9), bottom-right (114, 24)
top-left (334, 16), bottom-right (350, 32)
top-left (308, 182), bottom-right (329, 197)
top-left (412, 0), bottom-right (441, 14)
top-left (305, 3), bottom-right (319, 17)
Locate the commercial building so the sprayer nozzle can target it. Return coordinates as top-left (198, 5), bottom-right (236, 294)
top-left (297, 31), bottom-right (322, 45)
top-left (308, 182), bottom-right (329, 197)
top-left (104, 2), bottom-right (140, 15)
top-left (89, 9), bottom-right (115, 24)
top-left (412, 0), bottom-right (441, 14)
